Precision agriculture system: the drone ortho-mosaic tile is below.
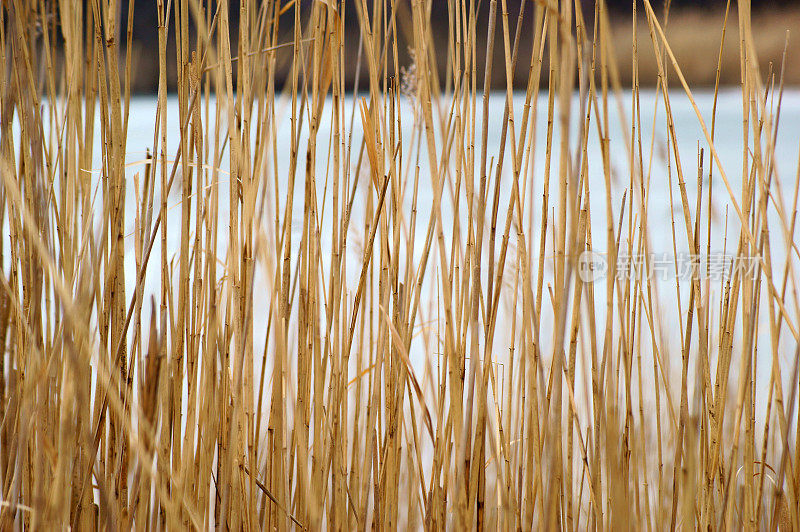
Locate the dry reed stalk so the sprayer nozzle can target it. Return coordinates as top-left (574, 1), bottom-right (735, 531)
top-left (0, 0), bottom-right (798, 529)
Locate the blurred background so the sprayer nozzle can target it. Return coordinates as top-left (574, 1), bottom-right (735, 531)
top-left (98, 0), bottom-right (800, 91)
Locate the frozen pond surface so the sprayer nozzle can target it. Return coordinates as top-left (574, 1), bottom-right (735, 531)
top-left (10, 89), bottom-right (800, 430)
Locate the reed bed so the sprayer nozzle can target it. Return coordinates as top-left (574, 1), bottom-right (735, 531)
top-left (0, 0), bottom-right (798, 529)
